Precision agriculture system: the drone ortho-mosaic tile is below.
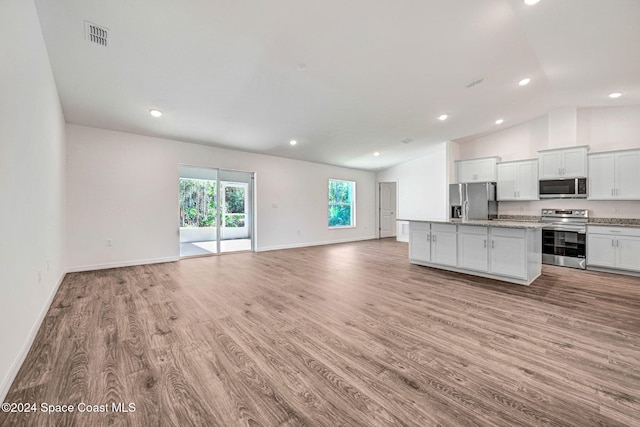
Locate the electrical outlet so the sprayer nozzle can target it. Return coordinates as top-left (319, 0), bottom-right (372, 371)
top-left (107, 239), bottom-right (113, 246)
top-left (272, 202), bottom-right (278, 208)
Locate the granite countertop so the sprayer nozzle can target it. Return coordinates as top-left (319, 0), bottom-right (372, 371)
top-left (397, 219), bottom-right (545, 229)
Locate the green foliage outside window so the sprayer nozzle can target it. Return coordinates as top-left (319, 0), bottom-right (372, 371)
top-left (328, 179), bottom-right (355, 227)
top-left (223, 186), bottom-right (246, 228)
top-left (179, 178), bottom-right (217, 227)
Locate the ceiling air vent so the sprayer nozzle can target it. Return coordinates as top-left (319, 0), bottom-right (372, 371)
top-left (85, 21), bottom-right (109, 47)
top-left (465, 75), bottom-right (486, 89)
top-left (401, 138), bottom-right (413, 144)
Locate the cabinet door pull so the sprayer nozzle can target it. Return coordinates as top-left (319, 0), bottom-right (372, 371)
top-left (484, 239), bottom-right (487, 248)
top-left (611, 239), bottom-right (615, 247)
top-left (433, 234), bottom-right (437, 243)
top-left (616, 239), bottom-right (619, 247)
top-left (427, 233), bottom-right (431, 242)
top-left (492, 240), bottom-right (495, 249)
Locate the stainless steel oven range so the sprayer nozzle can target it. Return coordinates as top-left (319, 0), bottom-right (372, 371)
top-left (541, 209), bottom-right (588, 269)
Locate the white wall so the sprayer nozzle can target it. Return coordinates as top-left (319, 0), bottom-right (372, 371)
top-left (459, 115), bottom-right (549, 161)
top-left (376, 142), bottom-right (449, 240)
top-left (457, 106), bottom-right (640, 218)
top-left (0, 0), bottom-right (66, 400)
top-left (65, 124), bottom-right (376, 270)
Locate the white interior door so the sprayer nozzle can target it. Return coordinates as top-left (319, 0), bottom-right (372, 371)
top-left (379, 182), bottom-right (396, 238)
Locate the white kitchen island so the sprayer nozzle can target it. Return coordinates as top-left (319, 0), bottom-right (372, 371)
top-left (402, 219), bottom-right (545, 286)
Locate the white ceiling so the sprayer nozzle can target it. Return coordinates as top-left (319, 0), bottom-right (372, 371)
top-left (34, 0), bottom-right (640, 170)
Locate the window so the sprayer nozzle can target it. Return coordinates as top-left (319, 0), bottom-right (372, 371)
top-left (179, 178), bottom-right (217, 227)
top-left (328, 179), bottom-right (355, 228)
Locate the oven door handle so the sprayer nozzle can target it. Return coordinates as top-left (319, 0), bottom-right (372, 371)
top-left (542, 226), bottom-right (586, 233)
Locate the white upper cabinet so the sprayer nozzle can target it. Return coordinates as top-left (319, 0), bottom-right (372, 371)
top-left (538, 146), bottom-right (588, 179)
top-left (497, 159), bottom-right (538, 201)
top-left (456, 157), bottom-right (500, 183)
top-left (588, 149), bottom-right (640, 200)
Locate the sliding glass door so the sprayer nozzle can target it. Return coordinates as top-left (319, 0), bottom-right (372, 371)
top-left (219, 169), bottom-right (253, 253)
top-left (178, 165), bottom-right (253, 257)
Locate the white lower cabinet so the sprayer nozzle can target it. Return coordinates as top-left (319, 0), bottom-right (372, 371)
top-left (490, 228), bottom-right (527, 279)
top-left (588, 226), bottom-right (640, 274)
top-left (409, 222), bottom-right (457, 267)
top-left (409, 222), bottom-right (431, 263)
top-left (431, 223), bottom-right (457, 267)
top-left (458, 226), bottom-right (488, 272)
top-left (407, 221), bottom-right (541, 285)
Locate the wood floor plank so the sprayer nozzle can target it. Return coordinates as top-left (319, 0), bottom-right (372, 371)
top-left (2, 238), bottom-right (640, 426)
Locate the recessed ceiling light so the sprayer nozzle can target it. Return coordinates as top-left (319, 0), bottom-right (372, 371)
top-left (518, 78), bottom-right (531, 86)
top-left (149, 109), bottom-right (162, 117)
top-left (524, 0), bottom-right (540, 5)
top-left (373, 152), bottom-right (381, 156)
top-left (289, 140), bottom-right (298, 146)
top-left (495, 119), bottom-right (504, 125)
top-left (438, 114), bottom-right (448, 121)
top-left (608, 92), bottom-right (623, 99)
top-left (296, 63), bottom-right (307, 72)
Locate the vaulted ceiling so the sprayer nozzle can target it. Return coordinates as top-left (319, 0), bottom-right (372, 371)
top-left (34, 0), bottom-right (640, 170)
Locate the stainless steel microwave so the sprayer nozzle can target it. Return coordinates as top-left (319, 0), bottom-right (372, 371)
top-left (539, 178), bottom-right (587, 199)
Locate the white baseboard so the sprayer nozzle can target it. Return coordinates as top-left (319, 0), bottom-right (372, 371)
top-left (0, 270), bottom-right (67, 402)
top-left (66, 256), bottom-right (179, 273)
top-left (257, 235), bottom-right (376, 252)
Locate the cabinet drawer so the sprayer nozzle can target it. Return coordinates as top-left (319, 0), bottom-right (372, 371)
top-left (432, 223), bottom-right (457, 233)
top-left (588, 226), bottom-right (640, 237)
top-left (490, 227), bottom-right (525, 239)
top-left (458, 225), bottom-right (488, 235)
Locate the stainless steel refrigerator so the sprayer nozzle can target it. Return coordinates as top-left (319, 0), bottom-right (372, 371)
top-left (449, 182), bottom-right (498, 220)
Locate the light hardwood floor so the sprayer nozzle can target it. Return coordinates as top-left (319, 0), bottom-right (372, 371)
top-left (2, 239), bottom-right (640, 426)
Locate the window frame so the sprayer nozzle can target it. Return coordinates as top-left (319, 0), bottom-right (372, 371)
top-left (327, 179), bottom-right (356, 229)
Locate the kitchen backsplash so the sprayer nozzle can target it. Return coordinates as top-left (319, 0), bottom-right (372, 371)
top-left (497, 199), bottom-right (640, 219)
top-left (498, 214), bottom-right (640, 226)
